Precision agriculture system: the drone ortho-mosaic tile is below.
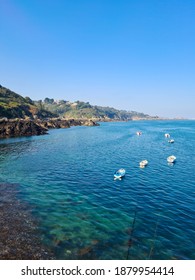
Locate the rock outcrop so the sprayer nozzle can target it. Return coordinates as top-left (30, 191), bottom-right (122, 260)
top-left (38, 118), bottom-right (99, 129)
top-left (67, 119), bottom-right (100, 127)
top-left (0, 119), bottom-right (48, 138)
top-left (0, 118), bottom-right (100, 138)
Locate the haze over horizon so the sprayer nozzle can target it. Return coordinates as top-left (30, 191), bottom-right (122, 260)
top-left (1, 0), bottom-right (195, 119)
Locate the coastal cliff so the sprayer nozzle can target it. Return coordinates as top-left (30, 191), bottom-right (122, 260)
top-left (0, 84), bottom-right (157, 139)
top-left (0, 119), bottom-right (48, 138)
top-left (0, 118), bottom-right (99, 138)
top-left (1, 85), bottom-right (158, 122)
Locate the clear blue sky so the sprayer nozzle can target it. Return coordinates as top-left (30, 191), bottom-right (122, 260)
top-left (1, 0), bottom-right (195, 118)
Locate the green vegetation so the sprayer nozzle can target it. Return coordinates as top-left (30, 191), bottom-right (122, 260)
top-left (0, 84), bottom-right (158, 120)
top-left (40, 99), bottom-right (156, 120)
top-left (0, 85), bottom-right (56, 119)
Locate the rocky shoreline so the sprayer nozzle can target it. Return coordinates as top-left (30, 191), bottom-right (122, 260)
top-left (0, 118), bottom-right (99, 138)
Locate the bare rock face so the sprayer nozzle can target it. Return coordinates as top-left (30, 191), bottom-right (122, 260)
top-left (0, 119), bottom-right (48, 138)
top-left (81, 119), bottom-right (100, 126)
top-left (0, 118), bottom-right (99, 139)
top-left (68, 119), bottom-right (100, 127)
top-left (38, 118), bottom-right (71, 129)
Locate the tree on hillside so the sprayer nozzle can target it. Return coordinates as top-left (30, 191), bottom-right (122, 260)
top-left (25, 96), bottom-right (34, 104)
top-left (44, 98), bottom-right (54, 104)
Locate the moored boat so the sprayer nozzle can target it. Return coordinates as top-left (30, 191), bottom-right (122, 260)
top-left (167, 155), bottom-right (176, 163)
top-left (139, 160), bottom-right (148, 168)
top-left (136, 131), bottom-right (142, 136)
top-left (168, 139), bottom-right (174, 143)
top-left (114, 168), bottom-right (126, 180)
top-left (165, 133), bottom-right (170, 138)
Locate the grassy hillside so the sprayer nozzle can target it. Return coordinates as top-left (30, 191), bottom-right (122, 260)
top-left (0, 85), bottom-right (158, 120)
top-left (0, 85), bottom-right (56, 119)
top-left (40, 98), bottom-right (156, 120)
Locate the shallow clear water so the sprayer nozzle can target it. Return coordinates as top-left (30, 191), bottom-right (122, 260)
top-left (0, 120), bottom-right (195, 259)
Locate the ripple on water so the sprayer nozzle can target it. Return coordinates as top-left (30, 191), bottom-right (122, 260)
top-left (0, 121), bottom-right (195, 259)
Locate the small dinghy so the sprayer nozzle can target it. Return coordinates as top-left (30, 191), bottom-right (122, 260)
top-left (168, 139), bottom-right (174, 143)
top-left (165, 133), bottom-right (170, 138)
top-left (139, 160), bottom-right (148, 168)
top-left (167, 155), bottom-right (176, 163)
top-left (114, 168), bottom-right (126, 180)
top-left (136, 131), bottom-right (142, 136)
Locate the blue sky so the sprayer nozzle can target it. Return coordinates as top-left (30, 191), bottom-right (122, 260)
top-left (1, 0), bottom-right (195, 118)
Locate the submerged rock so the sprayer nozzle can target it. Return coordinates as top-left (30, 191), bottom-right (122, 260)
top-left (0, 183), bottom-right (54, 260)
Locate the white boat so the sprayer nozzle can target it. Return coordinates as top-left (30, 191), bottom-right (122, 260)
top-left (136, 131), bottom-right (142, 136)
top-left (114, 168), bottom-right (126, 180)
top-left (167, 155), bottom-right (176, 163)
top-left (168, 139), bottom-right (174, 143)
top-left (139, 160), bottom-right (148, 168)
top-left (165, 133), bottom-right (170, 138)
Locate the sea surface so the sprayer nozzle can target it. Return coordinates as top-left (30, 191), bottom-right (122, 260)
top-left (0, 120), bottom-right (195, 260)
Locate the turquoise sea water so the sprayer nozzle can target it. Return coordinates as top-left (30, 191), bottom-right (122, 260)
top-left (0, 120), bottom-right (195, 260)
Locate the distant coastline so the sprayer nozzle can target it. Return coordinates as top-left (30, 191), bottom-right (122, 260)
top-left (0, 117), bottom-right (191, 139)
top-left (131, 117), bottom-right (190, 121)
top-left (0, 84), bottom-right (191, 139)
